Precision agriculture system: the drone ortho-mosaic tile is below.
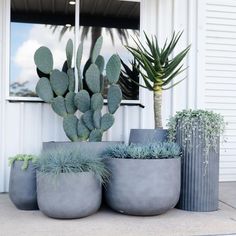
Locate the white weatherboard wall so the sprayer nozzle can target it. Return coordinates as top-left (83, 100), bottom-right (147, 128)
top-left (0, 0), bottom-right (236, 192)
top-left (203, 0), bottom-right (236, 181)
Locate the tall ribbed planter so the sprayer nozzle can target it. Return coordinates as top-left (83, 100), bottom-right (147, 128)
top-left (176, 126), bottom-right (220, 212)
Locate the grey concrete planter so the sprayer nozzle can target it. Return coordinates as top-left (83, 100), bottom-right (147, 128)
top-left (104, 158), bottom-right (181, 216)
top-left (176, 127), bottom-right (220, 212)
top-left (9, 161), bottom-right (38, 210)
top-left (129, 129), bottom-right (167, 144)
top-left (43, 141), bottom-right (121, 157)
top-left (37, 172), bottom-right (101, 219)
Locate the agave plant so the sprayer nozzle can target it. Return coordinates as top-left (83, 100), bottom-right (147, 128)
top-left (126, 32), bottom-right (190, 128)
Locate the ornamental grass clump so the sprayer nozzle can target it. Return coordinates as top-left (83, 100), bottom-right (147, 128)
top-left (104, 142), bottom-right (181, 159)
top-left (9, 154), bottom-right (37, 170)
top-left (34, 149), bottom-right (109, 183)
top-left (167, 109), bottom-right (225, 157)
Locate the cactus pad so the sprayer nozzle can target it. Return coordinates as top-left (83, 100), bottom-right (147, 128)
top-left (85, 63), bottom-right (101, 93)
top-left (63, 115), bottom-right (79, 141)
top-left (77, 119), bottom-right (90, 141)
top-left (66, 39), bottom-right (73, 68)
top-left (74, 90), bottom-right (90, 112)
top-left (89, 129), bottom-right (102, 142)
top-left (106, 54), bottom-right (121, 84)
top-left (91, 93), bottom-right (103, 111)
top-left (91, 36), bottom-right (103, 63)
top-left (67, 68), bottom-right (75, 92)
top-left (65, 92), bottom-right (77, 114)
top-left (93, 110), bottom-right (102, 129)
top-left (107, 84), bottom-right (122, 114)
top-left (34, 46), bottom-right (53, 74)
top-left (51, 96), bottom-right (67, 117)
top-left (101, 113), bottom-right (115, 131)
top-left (50, 69), bottom-right (69, 96)
top-left (95, 55), bottom-right (105, 73)
top-left (35, 77), bottom-right (54, 103)
top-left (82, 110), bottom-right (94, 131)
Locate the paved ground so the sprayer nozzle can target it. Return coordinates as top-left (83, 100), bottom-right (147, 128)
top-left (0, 182), bottom-right (236, 236)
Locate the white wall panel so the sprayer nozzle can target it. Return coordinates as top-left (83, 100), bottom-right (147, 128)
top-left (204, 0), bottom-right (236, 181)
top-left (1, 0), bottom-right (236, 191)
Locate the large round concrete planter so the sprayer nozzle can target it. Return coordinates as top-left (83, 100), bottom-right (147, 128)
top-left (43, 141), bottom-right (121, 157)
top-left (37, 172), bottom-right (101, 219)
top-left (9, 161), bottom-right (38, 210)
top-left (176, 127), bottom-right (220, 212)
top-left (129, 129), bottom-right (167, 144)
top-left (105, 158), bottom-right (181, 216)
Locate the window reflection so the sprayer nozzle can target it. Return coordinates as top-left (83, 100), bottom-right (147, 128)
top-left (10, 0), bottom-right (75, 97)
top-left (79, 0), bottom-right (140, 100)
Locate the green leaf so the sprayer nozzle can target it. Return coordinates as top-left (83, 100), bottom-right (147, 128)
top-left (74, 90), bottom-right (90, 113)
top-left (106, 54), bottom-right (121, 84)
top-left (50, 69), bottom-right (69, 96)
top-left (91, 36), bottom-right (103, 63)
top-left (35, 77), bottom-right (54, 103)
top-left (34, 46), bottom-right (53, 74)
top-left (63, 114), bottom-right (79, 141)
top-left (85, 63), bottom-right (101, 93)
top-left (65, 91), bottom-right (77, 114)
top-left (51, 96), bottom-right (67, 117)
top-left (66, 39), bottom-right (73, 68)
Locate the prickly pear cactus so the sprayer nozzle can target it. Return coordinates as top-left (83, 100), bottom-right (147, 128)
top-left (34, 37), bottom-right (122, 142)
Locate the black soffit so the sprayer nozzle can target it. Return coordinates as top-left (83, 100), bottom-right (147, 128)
top-left (11, 0), bottom-right (140, 30)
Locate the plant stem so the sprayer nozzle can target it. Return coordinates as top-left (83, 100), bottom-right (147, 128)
top-left (153, 89), bottom-right (162, 129)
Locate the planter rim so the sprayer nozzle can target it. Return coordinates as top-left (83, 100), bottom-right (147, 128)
top-left (130, 128), bottom-right (166, 131)
top-left (105, 156), bottom-right (180, 161)
top-left (36, 170), bottom-right (95, 176)
top-left (43, 141), bottom-right (123, 144)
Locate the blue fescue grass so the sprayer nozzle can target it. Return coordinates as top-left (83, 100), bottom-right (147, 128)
top-left (34, 148), bottom-right (109, 183)
top-left (104, 142), bottom-right (181, 159)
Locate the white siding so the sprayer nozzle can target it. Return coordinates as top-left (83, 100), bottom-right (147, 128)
top-left (204, 0), bottom-right (236, 181)
top-left (1, 0), bottom-right (236, 192)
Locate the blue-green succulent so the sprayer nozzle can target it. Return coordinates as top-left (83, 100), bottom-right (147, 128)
top-left (34, 37), bottom-right (122, 142)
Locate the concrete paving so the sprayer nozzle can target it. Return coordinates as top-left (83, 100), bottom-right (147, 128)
top-left (0, 183), bottom-right (236, 236)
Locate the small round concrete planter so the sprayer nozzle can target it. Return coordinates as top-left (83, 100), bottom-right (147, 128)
top-left (9, 161), bottom-right (38, 210)
top-left (104, 158), bottom-right (181, 216)
top-left (129, 129), bottom-right (167, 144)
top-left (37, 172), bottom-right (102, 219)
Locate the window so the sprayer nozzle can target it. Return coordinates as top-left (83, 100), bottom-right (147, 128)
top-left (9, 0), bottom-right (140, 101)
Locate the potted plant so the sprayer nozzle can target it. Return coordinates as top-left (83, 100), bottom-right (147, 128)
top-left (9, 154), bottom-right (38, 210)
top-left (103, 142), bottom-right (181, 216)
top-left (34, 36), bottom-right (122, 154)
top-left (167, 109), bottom-right (225, 211)
top-left (126, 32), bottom-right (190, 144)
top-left (35, 148), bottom-right (109, 219)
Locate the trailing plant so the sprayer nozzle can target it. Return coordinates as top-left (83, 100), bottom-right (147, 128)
top-left (126, 31), bottom-right (190, 128)
top-left (34, 36), bottom-right (122, 142)
top-left (9, 154), bottom-right (37, 171)
top-left (104, 142), bottom-right (181, 159)
top-left (167, 109), bottom-right (225, 159)
top-left (34, 148), bottom-right (109, 183)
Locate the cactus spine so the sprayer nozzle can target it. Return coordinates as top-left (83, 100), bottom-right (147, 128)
top-left (34, 37), bottom-right (122, 142)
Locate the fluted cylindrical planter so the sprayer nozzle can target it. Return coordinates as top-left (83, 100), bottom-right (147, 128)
top-left (129, 129), bottom-right (167, 144)
top-left (9, 161), bottom-right (38, 210)
top-left (176, 126), bottom-right (220, 212)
